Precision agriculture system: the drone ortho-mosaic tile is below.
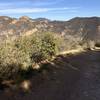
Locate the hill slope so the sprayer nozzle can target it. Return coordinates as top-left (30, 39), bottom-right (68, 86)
top-left (0, 16), bottom-right (100, 48)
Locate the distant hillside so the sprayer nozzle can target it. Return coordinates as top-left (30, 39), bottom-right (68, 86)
top-left (0, 16), bottom-right (100, 48)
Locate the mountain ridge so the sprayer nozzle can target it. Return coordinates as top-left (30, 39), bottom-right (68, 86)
top-left (0, 16), bottom-right (100, 46)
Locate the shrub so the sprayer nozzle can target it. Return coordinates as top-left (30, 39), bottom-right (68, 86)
top-left (15, 32), bottom-right (59, 63)
top-left (0, 40), bottom-right (31, 80)
top-left (31, 32), bottom-right (59, 63)
top-left (0, 32), bottom-right (60, 80)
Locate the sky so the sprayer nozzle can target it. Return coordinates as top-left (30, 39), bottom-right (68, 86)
top-left (0, 0), bottom-right (99, 20)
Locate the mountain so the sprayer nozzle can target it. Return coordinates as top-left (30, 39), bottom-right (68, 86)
top-left (66, 17), bottom-right (100, 40)
top-left (0, 16), bottom-right (100, 46)
top-left (32, 18), bottom-right (50, 22)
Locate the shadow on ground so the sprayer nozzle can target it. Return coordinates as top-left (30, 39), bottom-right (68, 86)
top-left (0, 50), bottom-right (100, 100)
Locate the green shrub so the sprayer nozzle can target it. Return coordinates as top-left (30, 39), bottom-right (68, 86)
top-left (31, 32), bottom-right (59, 63)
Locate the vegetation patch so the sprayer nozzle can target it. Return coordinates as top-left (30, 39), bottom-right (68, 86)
top-left (0, 32), bottom-right (60, 81)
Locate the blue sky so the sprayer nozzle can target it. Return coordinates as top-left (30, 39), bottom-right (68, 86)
top-left (0, 0), bottom-right (99, 20)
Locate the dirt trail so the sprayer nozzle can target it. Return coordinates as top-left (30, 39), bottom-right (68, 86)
top-left (69, 50), bottom-right (100, 100)
top-left (0, 50), bottom-right (100, 100)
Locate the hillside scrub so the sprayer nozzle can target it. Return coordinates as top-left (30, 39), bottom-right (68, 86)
top-left (0, 40), bottom-right (31, 80)
top-left (16, 32), bottom-right (60, 62)
top-left (0, 31), bottom-right (96, 80)
top-left (0, 32), bottom-right (60, 80)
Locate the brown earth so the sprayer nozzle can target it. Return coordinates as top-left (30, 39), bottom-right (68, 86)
top-left (0, 50), bottom-right (100, 100)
